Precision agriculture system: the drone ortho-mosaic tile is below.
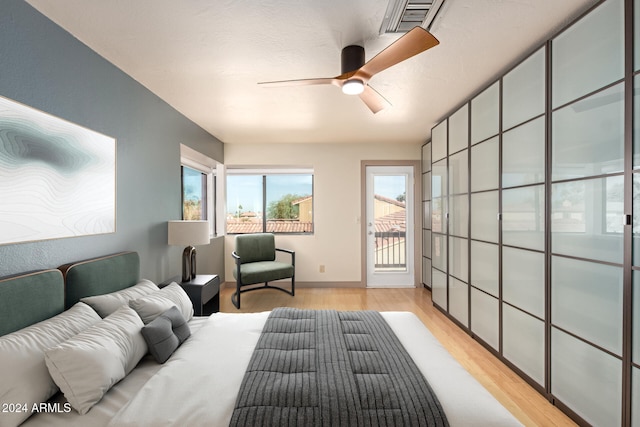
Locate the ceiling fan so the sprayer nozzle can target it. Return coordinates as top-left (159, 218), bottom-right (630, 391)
top-left (258, 27), bottom-right (439, 114)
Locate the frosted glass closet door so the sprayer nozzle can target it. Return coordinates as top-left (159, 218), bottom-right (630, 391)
top-left (448, 236), bottom-right (468, 282)
top-left (422, 142), bottom-right (431, 175)
top-left (449, 195), bottom-right (468, 238)
top-left (422, 142), bottom-right (431, 288)
top-left (502, 247), bottom-right (544, 318)
top-left (432, 159), bottom-right (447, 235)
top-left (552, 83), bottom-right (624, 181)
top-left (471, 82), bottom-right (499, 144)
top-left (449, 104), bottom-right (469, 154)
top-left (552, 328), bottom-right (622, 427)
top-left (503, 304), bottom-right (544, 385)
top-left (551, 177), bottom-right (624, 265)
top-left (503, 48), bottom-right (545, 130)
top-left (446, 108), bottom-right (469, 328)
top-left (422, 172), bottom-right (431, 201)
top-left (432, 234), bottom-right (447, 273)
top-left (449, 150), bottom-right (468, 195)
top-left (471, 241), bottom-right (498, 297)
top-left (449, 277), bottom-right (468, 326)
top-left (471, 288), bottom-right (499, 350)
top-left (432, 269), bottom-right (447, 309)
top-left (431, 123), bottom-right (448, 307)
top-left (632, 6), bottom-right (640, 424)
top-left (549, 1), bottom-right (626, 421)
top-left (432, 121), bottom-right (447, 162)
top-left (503, 117), bottom-right (545, 188)
top-left (501, 45), bottom-right (546, 386)
top-left (634, 272), bottom-right (640, 366)
top-left (502, 185), bottom-right (544, 251)
top-left (471, 137), bottom-right (499, 193)
top-left (551, 0), bottom-right (623, 109)
top-left (422, 230), bottom-right (431, 259)
top-left (552, 256), bottom-right (623, 355)
top-left (470, 191), bottom-right (499, 243)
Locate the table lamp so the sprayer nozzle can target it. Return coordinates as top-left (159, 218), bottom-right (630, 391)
top-left (168, 220), bottom-right (210, 282)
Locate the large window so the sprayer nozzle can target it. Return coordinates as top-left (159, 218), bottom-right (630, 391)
top-left (226, 170), bottom-right (313, 234)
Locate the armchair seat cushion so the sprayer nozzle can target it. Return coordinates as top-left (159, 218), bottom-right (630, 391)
top-left (233, 261), bottom-right (294, 285)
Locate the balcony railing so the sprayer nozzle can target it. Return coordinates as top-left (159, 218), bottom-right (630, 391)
top-left (374, 231), bottom-right (406, 269)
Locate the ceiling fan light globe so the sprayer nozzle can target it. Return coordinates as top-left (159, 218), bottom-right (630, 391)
top-left (342, 79), bottom-right (364, 95)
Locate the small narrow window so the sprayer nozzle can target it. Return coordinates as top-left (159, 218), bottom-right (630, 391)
top-left (179, 144), bottom-right (218, 236)
top-left (181, 165), bottom-right (207, 220)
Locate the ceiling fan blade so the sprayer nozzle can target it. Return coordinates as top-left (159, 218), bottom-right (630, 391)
top-left (354, 27), bottom-right (439, 82)
top-left (359, 85), bottom-right (391, 114)
top-left (258, 77), bottom-right (337, 87)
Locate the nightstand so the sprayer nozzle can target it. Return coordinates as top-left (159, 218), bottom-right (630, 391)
top-left (161, 274), bottom-right (220, 315)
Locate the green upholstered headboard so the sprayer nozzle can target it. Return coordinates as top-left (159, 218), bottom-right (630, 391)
top-left (0, 269), bottom-right (65, 336)
top-left (61, 251), bottom-right (140, 309)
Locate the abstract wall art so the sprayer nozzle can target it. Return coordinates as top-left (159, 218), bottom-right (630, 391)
top-left (0, 96), bottom-right (116, 245)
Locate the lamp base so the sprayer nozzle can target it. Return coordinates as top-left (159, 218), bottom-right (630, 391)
top-left (181, 246), bottom-right (197, 282)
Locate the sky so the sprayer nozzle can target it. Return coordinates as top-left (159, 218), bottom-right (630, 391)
top-left (374, 175), bottom-right (406, 200)
top-left (227, 174), bottom-right (313, 214)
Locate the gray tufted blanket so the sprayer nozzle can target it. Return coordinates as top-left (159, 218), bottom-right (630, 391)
top-left (230, 308), bottom-right (449, 426)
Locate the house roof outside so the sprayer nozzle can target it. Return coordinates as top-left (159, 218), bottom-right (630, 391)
top-left (227, 218), bottom-right (313, 234)
top-left (226, 193), bottom-right (405, 234)
top-left (374, 194), bottom-right (405, 208)
top-left (291, 196), bottom-right (312, 205)
top-left (374, 210), bottom-right (406, 234)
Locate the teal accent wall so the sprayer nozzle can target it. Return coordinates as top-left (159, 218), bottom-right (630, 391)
top-left (0, 0), bottom-right (225, 282)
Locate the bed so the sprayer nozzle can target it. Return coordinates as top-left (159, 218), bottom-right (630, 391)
top-left (0, 251), bottom-right (522, 427)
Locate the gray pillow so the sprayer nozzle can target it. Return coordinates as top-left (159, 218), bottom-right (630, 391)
top-left (141, 306), bottom-right (190, 363)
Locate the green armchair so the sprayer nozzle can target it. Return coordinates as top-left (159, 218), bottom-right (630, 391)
top-left (231, 233), bottom-right (295, 309)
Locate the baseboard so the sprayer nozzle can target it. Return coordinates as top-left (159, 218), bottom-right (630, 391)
top-left (221, 281), bottom-right (364, 289)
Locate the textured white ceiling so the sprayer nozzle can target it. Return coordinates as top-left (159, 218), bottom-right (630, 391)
top-left (26, 0), bottom-right (599, 145)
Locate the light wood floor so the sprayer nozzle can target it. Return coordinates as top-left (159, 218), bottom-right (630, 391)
top-left (219, 285), bottom-right (576, 427)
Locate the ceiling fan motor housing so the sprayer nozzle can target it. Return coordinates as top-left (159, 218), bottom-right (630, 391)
top-left (341, 45), bottom-right (365, 74)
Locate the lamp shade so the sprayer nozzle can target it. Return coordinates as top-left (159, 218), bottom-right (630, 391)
top-left (167, 220), bottom-right (210, 246)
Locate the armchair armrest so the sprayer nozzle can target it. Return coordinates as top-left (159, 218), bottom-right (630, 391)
top-left (275, 248), bottom-right (295, 266)
top-left (232, 252), bottom-right (242, 286)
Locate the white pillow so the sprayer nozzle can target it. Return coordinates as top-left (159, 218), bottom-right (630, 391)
top-left (44, 305), bottom-right (147, 415)
top-left (80, 279), bottom-right (159, 318)
top-left (129, 282), bottom-right (194, 324)
top-left (0, 303), bottom-right (101, 427)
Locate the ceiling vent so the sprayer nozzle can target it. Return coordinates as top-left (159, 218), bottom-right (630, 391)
top-left (379, 0), bottom-right (445, 34)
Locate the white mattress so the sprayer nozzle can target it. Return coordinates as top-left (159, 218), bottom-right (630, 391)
top-left (22, 312), bottom-right (522, 427)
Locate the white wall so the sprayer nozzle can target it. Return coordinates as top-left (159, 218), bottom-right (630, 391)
top-left (223, 142), bottom-right (421, 285)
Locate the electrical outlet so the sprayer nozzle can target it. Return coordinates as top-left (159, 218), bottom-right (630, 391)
top-left (319, 265), bottom-right (325, 273)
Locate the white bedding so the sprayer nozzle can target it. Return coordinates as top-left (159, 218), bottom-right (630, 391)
top-left (22, 312), bottom-right (522, 427)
